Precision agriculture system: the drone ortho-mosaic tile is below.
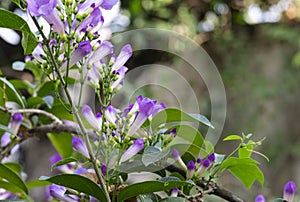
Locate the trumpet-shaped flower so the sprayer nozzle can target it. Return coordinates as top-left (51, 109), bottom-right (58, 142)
top-left (172, 149), bottom-right (187, 171)
top-left (120, 138), bottom-right (144, 162)
top-left (127, 96), bottom-right (165, 136)
top-left (77, 8), bottom-right (103, 33)
top-left (105, 105), bottom-right (118, 126)
top-left (111, 44), bottom-right (132, 71)
top-left (170, 188), bottom-right (179, 197)
top-left (82, 105), bottom-right (102, 131)
top-left (283, 181), bottom-right (297, 202)
top-left (88, 41), bottom-right (113, 65)
top-left (186, 160), bottom-right (196, 179)
top-left (195, 158), bottom-right (210, 176)
top-left (72, 136), bottom-right (89, 158)
top-left (1, 113), bottom-right (23, 147)
top-left (49, 184), bottom-right (79, 202)
top-left (255, 194), bottom-right (266, 202)
top-left (26, 0), bottom-right (64, 35)
top-left (61, 41), bottom-right (92, 71)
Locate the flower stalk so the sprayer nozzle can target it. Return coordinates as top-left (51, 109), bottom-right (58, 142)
top-left (30, 16), bottom-right (111, 202)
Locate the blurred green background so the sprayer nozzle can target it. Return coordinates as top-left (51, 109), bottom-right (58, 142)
top-left (2, 0), bottom-right (300, 200)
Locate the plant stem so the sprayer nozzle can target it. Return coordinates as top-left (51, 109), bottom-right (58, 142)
top-left (31, 16), bottom-right (111, 202)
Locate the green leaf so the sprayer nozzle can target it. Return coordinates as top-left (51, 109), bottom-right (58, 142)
top-left (3, 162), bottom-right (22, 174)
top-left (168, 125), bottom-right (205, 156)
top-left (26, 180), bottom-right (51, 189)
top-left (142, 147), bottom-right (170, 166)
top-left (0, 77), bottom-right (25, 108)
top-left (0, 180), bottom-right (26, 196)
top-left (118, 180), bottom-right (192, 202)
top-left (24, 61), bottom-right (42, 80)
top-left (138, 193), bottom-right (159, 202)
top-left (0, 163), bottom-right (28, 194)
top-left (47, 133), bottom-right (73, 158)
top-left (220, 157), bottom-right (264, 188)
top-left (26, 97), bottom-right (45, 108)
top-left (159, 197), bottom-right (190, 202)
top-left (51, 157), bottom-right (77, 171)
top-left (0, 9), bottom-right (37, 54)
top-left (223, 135), bottom-right (243, 141)
top-left (238, 141), bottom-right (254, 158)
top-left (151, 108), bottom-right (213, 130)
top-left (44, 174), bottom-right (106, 201)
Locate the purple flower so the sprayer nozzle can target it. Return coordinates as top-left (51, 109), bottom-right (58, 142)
top-left (0, 188), bottom-right (14, 200)
top-left (120, 138), bottom-right (144, 162)
top-left (26, 0), bottom-right (64, 35)
top-left (170, 188), bottom-right (179, 197)
top-left (283, 181), bottom-right (297, 202)
top-left (111, 66), bottom-right (128, 91)
top-left (111, 44), bottom-right (132, 71)
top-left (186, 161), bottom-right (196, 179)
top-left (88, 41), bottom-right (113, 65)
top-left (195, 159), bottom-right (211, 177)
top-left (50, 153), bottom-right (62, 166)
top-left (61, 41), bottom-right (92, 71)
top-left (81, 105), bottom-right (102, 131)
top-left (196, 157), bottom-right (201, 164)
top-left (255, 194), bottom-right (266, 202)
top-left (32, 44), bottom-right (46, 63)
top-left (101, 0), bottom-right (119, 10)
top-left (77, 8), bottom-right (103, 33)
top-left (105, 105), bottom-right (118, 126)
top-left (49, 184), bottom-right (79, 202)
top-left (101, 164), bottom-right (107, 176)
top-left (127, 96), bottom-right (165, 136)
top-left (171, 149), bottom-right (187, 171)
top-left (208, 153), bottom-right (215, 162)
top-left (72, 136), bottom-right (89, 158)
top-left (1, 113), bottom-right (23, 147)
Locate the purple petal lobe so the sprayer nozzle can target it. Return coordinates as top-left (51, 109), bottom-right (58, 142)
top-left (72, 136), bottom-right (89, 158)
top-left (120, 138), bottom-right (144, 162)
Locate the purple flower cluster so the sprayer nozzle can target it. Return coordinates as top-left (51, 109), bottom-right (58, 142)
top-left (171, 150), bottom-right (215, 179)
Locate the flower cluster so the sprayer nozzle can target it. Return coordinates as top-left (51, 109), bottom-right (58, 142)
top-left (27, 0), bottom-right (130, 97)
top-left (172, 149), bottom-right (216, 179)
top-left (256, 181), bottom-right (297, 202)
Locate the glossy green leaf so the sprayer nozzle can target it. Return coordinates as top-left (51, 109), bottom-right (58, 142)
top-left (47, 133), bottom-right (73, 158)
top-left (0, 77), bottom-right (25, 108)
top-left (26, 179), bottom-right (51, 189)
top-left (0, 9), bottom-right (37, 54)
top-left (0, 180), bottom-right (26, 195)
top-left (238, 141), bottom-right (254, 158)
top-left (151, 108), bottom-right (213, 130)
top-left (45, 174), bottom-right (106, 201)
top-left (26, 97), bottom-right (45, 108)
top-left (142, 146), bottom-right (170, 166)
top-left (3, 162), bottom-right (22, 174)
top-left (220, 157), bottom-right (264, 188)
top-left (51, 157), bottom-right (77, 171)
top-left (223, 135), bottom-right (243, 141)
top-left (118, 180), bottom-right (192, 202)
top-left (138, 193), bottom-right (159, 202)
top-left (159, 197), bottom-right (190, 202)
top-left (0, 163), bottom-right (28, 194)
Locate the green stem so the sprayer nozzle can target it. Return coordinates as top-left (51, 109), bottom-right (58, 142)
top-left (31, 16), bottom-right (111, 202)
